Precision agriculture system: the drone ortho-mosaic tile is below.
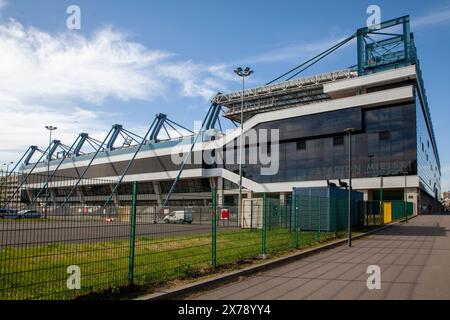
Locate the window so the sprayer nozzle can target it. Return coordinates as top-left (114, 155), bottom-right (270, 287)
top-left (379, 131), bottom-right (390, 141)
top-left (422, 143), bottom-right (424, 152)
top-left (296, 140), bottom-right (306, 150)
top-left (333, 136), bottom-right (344, 146)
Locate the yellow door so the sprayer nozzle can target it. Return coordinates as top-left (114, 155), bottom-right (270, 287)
top-left (383, 202), bottom-right (392, 224)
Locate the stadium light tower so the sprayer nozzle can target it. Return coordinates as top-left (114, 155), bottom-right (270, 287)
top-left (45, 125), bottom-right (57, 218)
top-left (234, 67), bottom-right (253, 224)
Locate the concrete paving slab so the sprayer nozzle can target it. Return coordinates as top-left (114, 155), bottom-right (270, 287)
top-left (189, 215), bottom-right (450, 300)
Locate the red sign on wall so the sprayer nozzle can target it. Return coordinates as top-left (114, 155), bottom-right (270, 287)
top-left (221, 209), bottom-right (230, 220)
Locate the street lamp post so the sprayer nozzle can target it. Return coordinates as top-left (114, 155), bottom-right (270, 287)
top-left (4, 161), bottom-right (13, 174)
top-left (45, 125), bottom-right (57, 218)
top-left (345, 128), bottom-right (355, 247)
top-left (234, 67), bottom-right (253, 224)
top-left (1, 162), bottom-right (13, 205)
top-left (366, 154), bottom-right (374, 226)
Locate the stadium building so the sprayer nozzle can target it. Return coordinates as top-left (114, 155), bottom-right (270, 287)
top-left (11, 16), bottom-right (441, 214)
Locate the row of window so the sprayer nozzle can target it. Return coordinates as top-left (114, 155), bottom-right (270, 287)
top-left (295, 131), bottom-right (391, 150)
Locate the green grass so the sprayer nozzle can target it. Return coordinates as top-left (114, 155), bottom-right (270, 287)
top-left (0, 227), bottom-right (347, 300)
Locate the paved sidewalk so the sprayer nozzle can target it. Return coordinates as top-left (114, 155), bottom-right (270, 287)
top-left (190, 215), bottom-right (450, 300)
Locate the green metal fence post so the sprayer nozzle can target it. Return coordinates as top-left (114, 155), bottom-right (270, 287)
top-left (262, 193), bottom-right (267, 258)
top-left (250, 199), bottom-right (253, 232)
top-left (379, 184), bottom-right (383, 227)
top-left (317, 197), bottom-right (321, 241)
top-left (294, 195), bottom-right (299, 249)
top-left (284, 202), bottom-right (288, 229)
top-left (269, 201), bottom-right (273, 230)
top-left (292, 193), bottom-right (297, 232)
top-left (128, 181), bottom-right (137, 287)
top-left (334, 198), bottom-right (338, 238)
top-left (365, 201), bottom-right (368, 227)
top-left (211, 188), bottom-right (217, 269)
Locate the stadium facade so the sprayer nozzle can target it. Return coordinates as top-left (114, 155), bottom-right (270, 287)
top-left (16, 16), bottom-right (441, 214)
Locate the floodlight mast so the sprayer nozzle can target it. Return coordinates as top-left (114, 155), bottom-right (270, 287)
top-left (234, 67), bottom-right (253, 225)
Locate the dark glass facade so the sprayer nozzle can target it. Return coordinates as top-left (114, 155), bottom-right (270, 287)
top-left (160, 179), bottom-right (211, 193)
top-left (224, 103), bottom-right (418, 183)
top-left (416, 90), bottom-right (441, 198)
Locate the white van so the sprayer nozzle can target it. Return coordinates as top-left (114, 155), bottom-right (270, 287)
top-left (163, 210), bottom-right (193, 224)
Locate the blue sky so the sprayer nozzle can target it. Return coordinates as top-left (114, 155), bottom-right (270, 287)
top-left (0, 0), bottom-right (449, 191)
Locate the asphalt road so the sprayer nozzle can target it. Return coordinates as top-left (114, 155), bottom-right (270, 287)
top-left (190, 214), bottom-right (450, 300)
top-left (0, 219), bottom-right (232, 247)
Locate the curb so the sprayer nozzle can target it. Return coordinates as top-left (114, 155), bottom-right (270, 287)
top-left (136, 216), bottom-right (416, 300)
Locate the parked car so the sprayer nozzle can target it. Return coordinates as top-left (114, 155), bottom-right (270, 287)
top-left (0, 209), bottom-right (18, 219)
top-left (17, 210), bottom-right (42, 219)
top-left (163, 210), bottom-right (193, 224)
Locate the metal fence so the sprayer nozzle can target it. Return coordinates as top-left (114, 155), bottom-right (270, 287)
top-left (363, 200), bottom-right (415, 226)
top-left (0, 172), bottom-right (415, 300)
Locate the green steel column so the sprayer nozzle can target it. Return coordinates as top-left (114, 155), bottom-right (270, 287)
top-left (128, 181), bottom-right (137, 286)
top-left (403, 16), bottom-right (411, 63)
top-left (211, 188), bottom-right (217, 268)
top-left (357, 29), bottom-right (366, 75)
top-left (262, 193), bottom-right (267, 258)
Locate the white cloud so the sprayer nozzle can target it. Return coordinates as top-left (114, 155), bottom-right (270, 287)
top-left (413, 8), bottom-right (450, 28)
top-left (0, 19), bottom-right (171, 104)
top-left (0, 18), bottom-right (232, 166)
top-left (252, 36), bottom-right (353, 64)
top-left (157, 61), bottom-right (226, 101)
top-left (0, 101), bottom-right (110, 164)
top-left (207, 64), bottom-right (240, 83)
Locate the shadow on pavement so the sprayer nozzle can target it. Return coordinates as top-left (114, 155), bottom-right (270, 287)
top-left (376, 224), bottom-right (447, 237)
